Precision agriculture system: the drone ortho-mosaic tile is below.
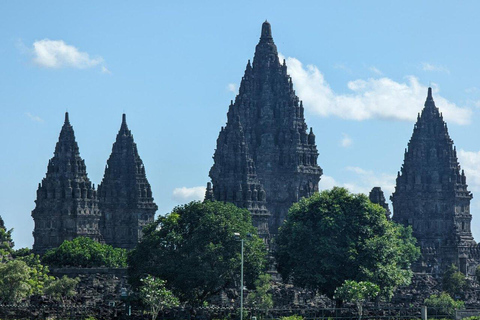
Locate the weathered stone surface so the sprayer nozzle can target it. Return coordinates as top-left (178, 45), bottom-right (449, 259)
top-left (369, 187), bottom-right (391, 220)
top-left (208, 21), bottom-right (322, 236)
top-left (391, 88), bottom-right (476, 275)
top-left (98, 114), bottom-right (157, 249)
top-left (32, 113), bottom-right (102, 254)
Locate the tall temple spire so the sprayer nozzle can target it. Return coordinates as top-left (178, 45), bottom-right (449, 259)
top-left (98, 114), bottom-right (157, 249)
top-left (32, 113), bottom-right (102, 254)
top-left (208, 22), bottom-right (322, 236)
top-left (64, 111), bottom-right (70, 124)
top-left (391, 88), bottom-right (474, 274)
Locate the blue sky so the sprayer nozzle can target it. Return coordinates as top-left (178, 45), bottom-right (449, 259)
top-left (2, 1), bottom-right (480, 248)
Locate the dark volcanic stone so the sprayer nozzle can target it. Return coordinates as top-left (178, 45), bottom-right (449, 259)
top-left (98, 114), bottom-right (157, 249)
top-left (32, 113), bottom-right (103, 254)
top-left (207, 21), bottom-right (322, 237)
top-left (391, 88), bottom-right (477, 275)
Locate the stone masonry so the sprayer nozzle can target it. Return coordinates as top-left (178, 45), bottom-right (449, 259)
top-left (207, 21), bottom-right (323, 236)
top-left (32, 113), bottom-right (157, 253)
top-left (391, 88), bottom-right (477, 275)
top-left (98, 114), bottom-right (157, 250)
top-left (32, 113), bottom-right (103, 254)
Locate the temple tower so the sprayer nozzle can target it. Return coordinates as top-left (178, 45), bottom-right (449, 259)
top-left (391, 88), bottom-right (475, 274)
top-left (98, 114), bottom-right (157, 249)
top-left (208, 21), bottom-right (322, 235)
top-left (369, 187), bottom-right (391, 220)
top-left (32, 113), bottom-right (102, 254)
top-left (208, 112), bottom-right (270, 239)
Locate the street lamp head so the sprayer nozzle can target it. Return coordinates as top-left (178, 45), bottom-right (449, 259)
top-left (234, 232), bottom-right (241, 240)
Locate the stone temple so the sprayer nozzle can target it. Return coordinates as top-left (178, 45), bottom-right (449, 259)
top-left (32, 113), bottom-right (103, 254)
top-left (32, 113), bottom-right (157, 253)
top-left (391, 88), bottom-right (478, 275)
top-left (98, 114), bottom-right (157, 250)
top-left (206, 21), bottom-right (323, 237)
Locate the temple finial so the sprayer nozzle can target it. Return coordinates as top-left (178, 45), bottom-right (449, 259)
top-left (261, 20), bottom-right (272, 40)
top-left (427, 87), bottom-right (433, 100)
top-left (119, 113), bottom-right (129, 134)
top-left (65, 112), bottom-right (70, 124)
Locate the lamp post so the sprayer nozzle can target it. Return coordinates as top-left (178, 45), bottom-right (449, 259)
top-left (234, 232), bottom-right (251, 320)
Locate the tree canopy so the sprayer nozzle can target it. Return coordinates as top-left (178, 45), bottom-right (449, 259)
top-left (128, 201), bottom-right (267, 305)
top-left (42, 237), bottom-right (127, 268)
top-left (275, 187), bottom-right (420, 300)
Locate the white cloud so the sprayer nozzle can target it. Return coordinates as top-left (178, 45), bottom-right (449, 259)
top-left (318, 175), bottom-right (337, 191)
top-left (101, 66), bottom-right (111, 74)
top-left (333, 63), bottom-right (352, 73)
top-left (25, 112), bottom-right (44, 123)
top-left (340, 133), bottom-right (352, 148)
top-left (318, 168), bottom-right (395, 198)
top-left (369, 66), bottom-right (383, 75)
top-left (421, 62), bottom-right (450, 74)
top-left (345, 166), bottom-right (396, 195)
top-left (458, 149), bottom-right (480, 192)
top-left (32, 39), bottom-right (103, 69)
top-left (465, 87), bottom-right (478, 94)
top-left (172, 186), bottom-right (205, 203)
top-left (227, 83), bottom-right (237, 93)
top-left (280, 55), bottom-right (471, 125)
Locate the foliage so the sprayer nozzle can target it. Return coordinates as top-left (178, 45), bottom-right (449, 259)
top-left (248, 273), bottom-right (273, 310)
top-left (0, 222), bottom-right (14, 262)
top-left (442, 264), bottom-right (467, 298)
top-left (139, 275), bottom-right (179, 320)
top-left (12, 247), bottom-right (32, 258)
top-left (17, 253), bottom-right (54, 295)
top-left (128, 201), bottom-right (267, 306)
top-left (334, 280), bottom-right (379, 319)
top-left (275, 187), bottom-right (420, 300)
top-left (44, 275), bottom-right (79, 304)
top-left (424, 292), bottom-right (464, 316)
top-left (279, 316), bottom-right (304, 320)
top-left (42, 237), bottom-right (127, 268)
top-left (0, 260), bottom-right (31, 303)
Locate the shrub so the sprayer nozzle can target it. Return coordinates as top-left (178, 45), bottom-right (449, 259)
top-left (42, 237), bottom-right (127, 268)
top-left (279, 316), bottom-right (303, 320)
top-left (424, 292), bottom-right (464, 316)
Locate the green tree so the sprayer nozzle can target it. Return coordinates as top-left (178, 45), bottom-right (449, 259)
top-left (334, 280), bottom-right (379, 320)
top-left (442, 264), bottom-right (467, 299)
top-left (275, 188), bottom-right (420, 300)
top-left (139, 275), bottom-right (179, 320)
top-left (44, 275), bottom-right (80, 304)
top-left (248, 273), bottom-right (273, 310)
top-left (0, 260), bottom-right (32, 303)
top-left (18, 253), bottom-right (55, 295)
top-left (0, 216), bottom-right (14, 262)
top-left (128, 201), bottom-right (267, 306)
top-left (42, 237), bottom-right (127, 268)
top-left (424, 292), bottom-right (464, 316)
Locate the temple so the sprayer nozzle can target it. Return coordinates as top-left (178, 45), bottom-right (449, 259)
top-left (369, 187), bottom-right (391, 220)
top-left (32, 113), bottom-right (103, 254)
top-left (207, 21), bottom-right (322, 236)
top-left (98, 114), bottom-right (157, 249)
top-left (391, 88), bottom-right (477, 274)
top-left (32, 113), bottom-right (157, 253)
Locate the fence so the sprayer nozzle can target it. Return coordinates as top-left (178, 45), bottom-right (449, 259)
top-left (0, 305), bottom-right (478, 320)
